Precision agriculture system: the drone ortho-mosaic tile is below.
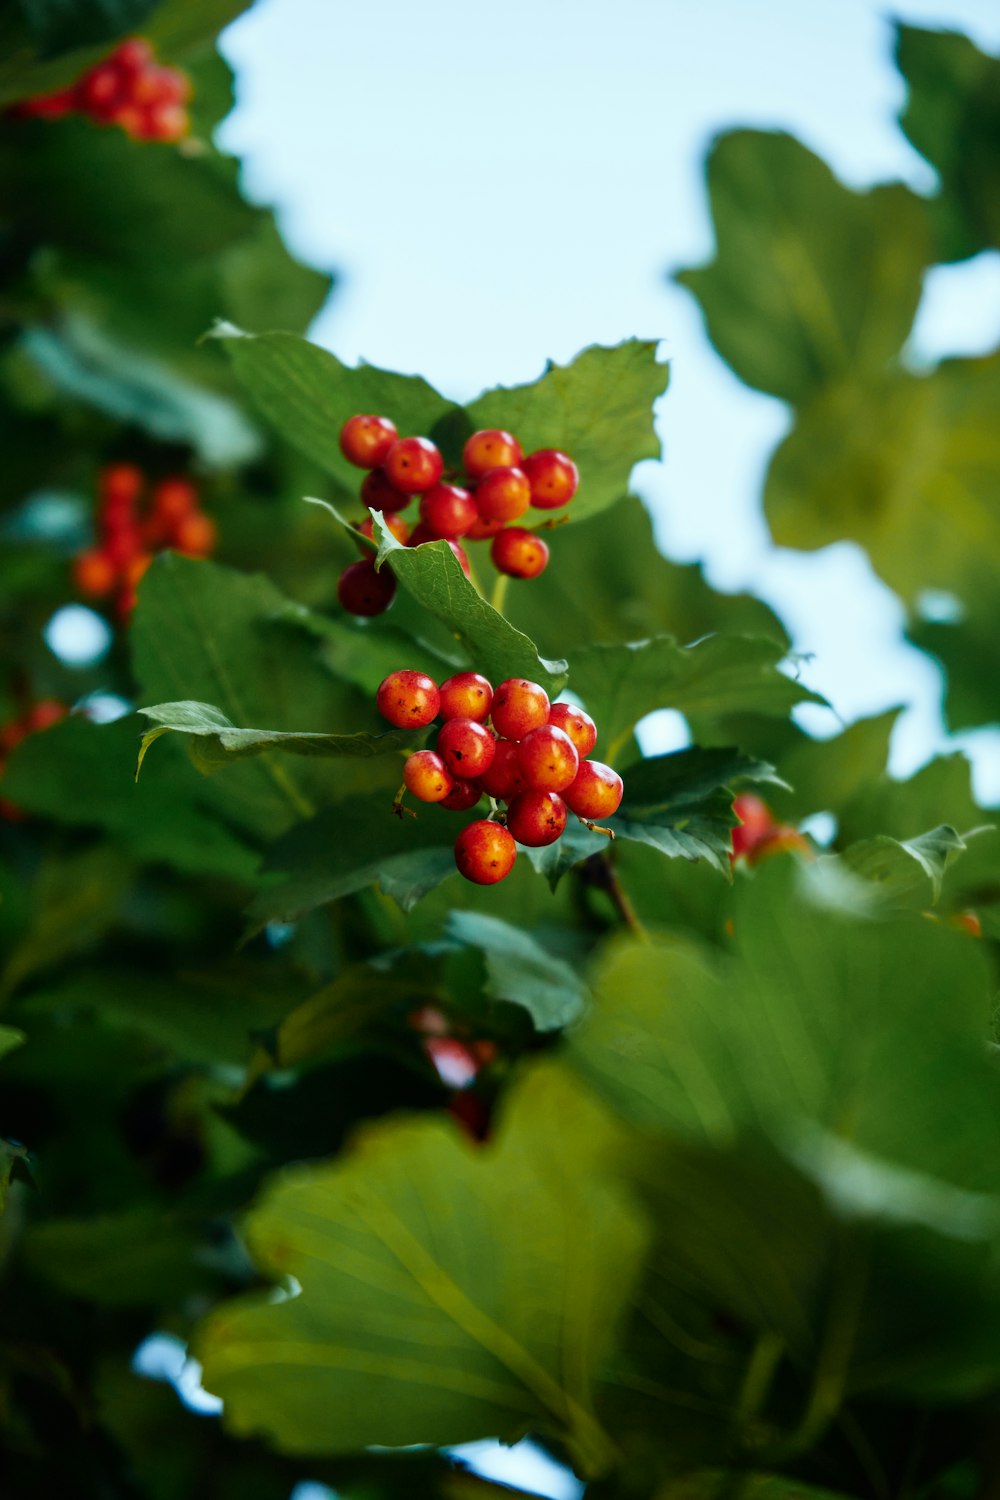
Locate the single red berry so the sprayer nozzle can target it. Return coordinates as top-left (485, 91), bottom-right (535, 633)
top-left (463, 428), bottom-right (523, 478)
top-left (505, 789), bottom-right (568, 847)
top-left (112, 38), bottom-right (155, 73)
top-left (132, 64), bottom-right (188, 106)
top-left (134, 101), bottom-right (188, 142)
top-left (25, 700), bottom-right (67, 733)
top-left (356, 513), bottom-right (409, 547)
top-left (548, 702), bottom-right (597, 757)
top-left (523, 450), bottom-right (579, 510)
top-left (384, 436), bottom-right (443, 494)
top-left (407, 522), bottom-right (435, 546)
top-left (490, 678), bottom-right (550, 741)
top-left (173, 512), bottom-right (217, 558)
top-left (152, 476), bottom-right (198, 523)
top-left (340, 413), bottom-right (398, 469)
top-left (563, 760), bottom-right (624, 820)
top-left (454, 820), bottom-right (517, 885)
top-left (476, 739), bottom-right (526, 801)
top-left (448, 1088), bottom-right (492, 1141)
top-left (439, 778), bottom-right (483, 811)
top-left (100, 463), bottom-right (144, 510)
top-left (439, 672), bottom-right (493, 723)
top-left (730, 794), bottom-right (775, 862)
top-left (517, 724), bottom-right (579, 793)
top-left (490, 526), bottom-right (549, 579)
top-left (337, 558), bottom-right (396, 616)
top-left (403, 750), bottom-right (454, 803)
top-left (474, 466), bottom-right (531, 523)
top-left (464, 511), bottom-right (506, 540)
top-left (73, 548), bottom-right (117, 597)
top-left (77, 63), bottom-right (124, 120)
top-left (376, 669), bottom-right (440, 728)
top-left (360, 467), bottom-right (411, 514)
top-left (419, 482), bottom-right (478, 539)
top-left (437, 718), bottom-right (496, 778)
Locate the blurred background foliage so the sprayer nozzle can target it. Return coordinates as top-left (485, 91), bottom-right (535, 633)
top-left (0, 3), bottom-right (999, 1499)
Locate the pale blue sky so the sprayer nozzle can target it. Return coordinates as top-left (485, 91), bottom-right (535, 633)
top-left (217, 0), bottom-right (1000, 804)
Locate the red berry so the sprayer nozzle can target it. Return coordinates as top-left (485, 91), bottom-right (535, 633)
top-left (112, 39), bottom-right (155, 73)
top-left (548, 703), bottom-right (597, 757)
top-left (103, 526), bottom-right (143, 570)
top-left (463, 428), bottom-right (523, 478)
top-left (563, 760), bottom-right (623, 820)
top-left (339, 413), bottom-right (398, 469)
top-left (337, 558), bottom-right (396, 616)
top-left (490, 526), bottom-right (549, 579)
top-left (419, 482), bottom-right (478, 539)
top-left (134, 101), bottom-right (188, 142)
top-left (437, 718), bottom-right (496, 779)
top-left (474, 466), bottom-right (531, 523)
top-left (360, 467), bottom-right (411, 514)
top-left (464, 511), bottom-right (506, 540)
top-left (403, 750), bottom-right (454, 803)
top-left (77, 63), bottom-right (124, 120)
top-left (476, 739), bottom-right (526, 801)
top-left (517, 724), bottom-right (579, 793)
top-left (439, 778), bottom-right (483, 812)
top-left (490, 678), bottom-right (550, 741)
top-left (730, 794), bottom-right (774, 861)
top-left (152, 476), bottom-right (198, 525)
top-left (356, 514), bottom-right (409, 547)
top-left (384, 436), bottom-right (443, 494)
top-left (73, 548), bottom-right (117, 597)
top-left (376, 670), bottom-right (440, 728)
top-left (25, 700), bottom-right (67, 733)
top-left (173, 512), bottom-right (216, 558)
top-left (445, 539), bottom-right (471, 577)
top-left (19, 89), bottom-right (76, 119)
top-left (439, 672), bottom-right (493, 723)
top-left (454, 820), bottom-right (517, 885)
top-left (523, 449), bottom-right (579, 510)
top-left (505, 789), bottom-right (568, 847)
top-left (100, 463), bottom-right (144, 510)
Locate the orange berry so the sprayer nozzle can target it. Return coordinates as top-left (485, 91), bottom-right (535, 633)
top-left (173, 512), bottom-right (217, 558)
top-left (73, 548), bottom-right (117, 597)
top-left (454, 820), bottom-right (517, 885)
top-left (463, 428), bottom-right (523, 478)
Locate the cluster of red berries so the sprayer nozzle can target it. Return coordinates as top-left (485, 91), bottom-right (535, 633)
top-left (73, 464), bottom-right (217, 618)
top-left (0, 700), bottom-right (67, 820)
top-left (337, 413), bottom-right (579, 617)
top-left (11, 39), bottom-right (190, 142)
top-left (376, 668), bottom-right (623, 885)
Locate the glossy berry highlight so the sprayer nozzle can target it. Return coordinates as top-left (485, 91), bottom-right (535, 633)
top-left (383, 436), bottom-right (443, 494)
top-left (463, 428), bottom-right (523, 477)
top-left (403, 751), bottom-right (454, 803)
top-left (523, 449), bottom-right (579, 509)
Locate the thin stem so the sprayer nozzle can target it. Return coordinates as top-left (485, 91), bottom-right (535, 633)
top-left (734, 1330), bottom-right (784, 1432)
top-left (591, 854), bottom-right (648, 940)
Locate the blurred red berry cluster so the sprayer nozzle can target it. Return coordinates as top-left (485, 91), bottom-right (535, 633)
top-left (730, 793), bottom-right (811, 866)
top-left (73, 463), bottom-right (217, 619)
top-left (0, 700), bottom-right (67, 820)
top-left (11, 38), bottom-right (190, 142)
top-left (337, 414), bottom-right (579, 616)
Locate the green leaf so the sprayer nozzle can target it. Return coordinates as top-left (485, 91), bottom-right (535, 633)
top-left (131, 553), bottom-right (373, 838)
top-left (675, 130), bottom-right (930, 403)
top-left (572, 859), bottom-right (1000, 1190)
top-left (196, 1065), bottom-right (647, 1473)
top-left (896, 23), bottom-right (1000, 260)
top-left (0, 846), bottom-right (128, 999)
top-left (23, 1206), bottom-right (213, 1306)
top-left (16, 0), bottom-right (158, 54)
top-left (565, 635), bottom-right (824, 764)
top-left (137, 700), bottom-right (423, 775)
top-left (910, 611), bottom-right (1000, 733)
top-left (831, 823), bottom-right (972, 908)
top-left (445, 911), bottom-right (587, 1031)
top-left (211, 325), bottom-right (459, 486)
top-left (612, 747), bottom-right (785, 873)
top-left (657, 1470), bottom-right (869, 1500)
top-left (0, 1026), bottom-right (25, 1062)
top-left (372, 513), bottom-right (567, 695)
top-left (465, 340), bottom-right (669, 523)
top-left (247, 793), bottom-right (459, 924)
top-left (267, 967), bottom-right (438, 1071)
top-left (764, 354), bottom-right (1000, 609)
top-left (1, 714), bottom-right (259, 882)
top-left (502, 494), bottom-right (788, 654)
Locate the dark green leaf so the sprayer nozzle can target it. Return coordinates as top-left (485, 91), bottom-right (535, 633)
top-left (211, 325), bottom-right (459, 485)
top-left (16, 0), bottom-right (157, 54)
top-left (675, 130), bottom-right (930, 403)
top-left (137, 699), bottom-right (423, 774)
top-left (197, 1065), bottom-right (646, 1472)
top-left (445, 911), bottom-right (587, 1031)
top-left (897, 23), bottom-right (1000, 260)
top-left (465, 340), bottom-right (669, 523)
top-left (565, 635), bottom-right (824, 763)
